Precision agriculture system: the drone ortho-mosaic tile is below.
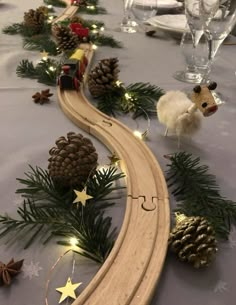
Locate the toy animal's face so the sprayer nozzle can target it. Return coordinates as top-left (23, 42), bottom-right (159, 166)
top-left (191, 83), bottom-right (218, 117)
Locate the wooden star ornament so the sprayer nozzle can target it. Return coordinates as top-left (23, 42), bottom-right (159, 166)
top-left (108, 152), bottom-right (120, 165)
top-left (73, 187), bottom-right (93, 207)
top-left (56, 277), bottom-right (82, 303)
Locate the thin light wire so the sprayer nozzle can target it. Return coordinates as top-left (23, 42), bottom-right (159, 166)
top-left (45, 249), bottom-right (77, 305)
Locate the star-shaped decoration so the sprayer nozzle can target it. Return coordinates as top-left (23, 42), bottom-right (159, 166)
top-left (40, 50), bottom-right (49, 60)
top-left (56, 277), bottom-right (82, 303)
top-left (108, 152), bottom-right (120, 166)
top-left (73, 187), bottom-right (93, 207)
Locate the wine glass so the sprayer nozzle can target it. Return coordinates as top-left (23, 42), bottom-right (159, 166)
top-left (131, 0), bottom-right (158, 29)
top-left (174, 31), bottom-right (210, 83)
top-left (120, 0), bottom-right (138, 33)
top-left (200, 0), bottom-right (236, 82)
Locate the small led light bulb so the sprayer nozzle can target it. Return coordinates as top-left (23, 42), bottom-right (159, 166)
top-left (70, 237), bottom-right (78, 247)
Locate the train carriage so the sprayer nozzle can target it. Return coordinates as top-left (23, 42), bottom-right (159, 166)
top-left (58, 48), bottom-right (88, 90)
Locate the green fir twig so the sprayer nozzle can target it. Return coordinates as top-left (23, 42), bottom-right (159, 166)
top-left (23, 35), bottom-right (59, 56)
top-left (91, 33), bottom-right (122, 48)
top-left (0, 165), bottom-right (125, 263)
top-left (95, 82), bottom-right (164, 118)
top-left (43, 0), bottom-right (67, 7)
top-left (78, 6), bottom-right (107, 14)
top-left (166, 152), bottom-right (236, 240)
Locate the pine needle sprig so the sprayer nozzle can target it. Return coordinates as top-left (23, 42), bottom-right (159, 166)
top-left (16, 60), bottom-right (38, 78)
top-left (81, 19), bottom-right (104, 30)
top-left (94, 82), bottom-right (164, 118)
top-left (43, 0), bottom-right (67, 8)
top-left (2, 23), bottom-right (23, 35)
top-left (23, 35), bottom-right (59, 55)
top-left (166, 152), bottom-right (236, 239)
top-left (124, 83), bottom-right (165, 118)
top-left (0, 165), bottom-right (125, 262)
top-left (90, 33), bottom-right (123, 48)
top-left (78, 6), bottom-right (107, 14)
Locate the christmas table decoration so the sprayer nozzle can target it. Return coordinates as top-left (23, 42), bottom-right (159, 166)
top-left (32, 89), bottom-right (53, 104)
top-left (0, 259), bottom-right (24, 286)
top-left (166, 152), bottom-right (236, 240)
top-left (0, 132), bottom-right (125, 263)
top-left (157, 83), bottom-right (218, 147)
top-left (169, 213), bottom-right (218, 268)
top-left (88, 58), bottom-right (164, 118)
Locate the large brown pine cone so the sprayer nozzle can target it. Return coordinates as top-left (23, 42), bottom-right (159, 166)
top-left (24, 9), bottom-right (45, 34)
top-left (88, 58), bottom-right (120, 98)
top-left (48, 132), bottom-right (98, 188)
top-left (169, 214), bottom-right (218, 268)
top-left (53, 24), bottom-right (79, 51)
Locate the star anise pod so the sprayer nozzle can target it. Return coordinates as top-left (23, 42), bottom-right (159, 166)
top-left (0, 258), bottom-right (24, 285)
top-left (32, 89), bottom-right (53, 105)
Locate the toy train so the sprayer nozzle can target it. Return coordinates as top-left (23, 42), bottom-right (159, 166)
top-left (57, 48), bottom-right (88, 90)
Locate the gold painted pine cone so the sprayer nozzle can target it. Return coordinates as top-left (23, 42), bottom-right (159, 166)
top-left (168, 214), bottom-right (218, 268)
top-left (48, 132), bottom-right (98, 188)
top-left (88, 58), bottom-right (120, 98)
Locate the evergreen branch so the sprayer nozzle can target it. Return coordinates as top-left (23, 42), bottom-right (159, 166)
top-left (125, 83), bottom-right (165, 118)
top-left (166, 152), bottom-right (236, 239)
top-left (78, 6), bottom-right (107, 14)
top-left (90, 33), bottom-right (122, 48)
top-left (2, 23), bottom-right (22, 35)
top-left (94, 82), bottom-right (164, 118)
top-left (81, 19), bottom-right (104, 30)
top-left (23, 35), bottom-right (59, 56)
top-left (16, 60), bottom-right (38, 78)
top-left (43, 0), bottom-right (67, 7)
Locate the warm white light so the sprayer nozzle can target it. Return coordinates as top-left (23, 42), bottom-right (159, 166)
top-left (100, 27), bottom-right (105, 31)
top-left (47, 5), bottom-right (53, 9)
top-left (115, 80), bottom-right (122, 87)
top-left (48, 16), bottom-right (54, 21)
top-left (92, 44), bottom-right (98, 50)
top-left (42, 56), bottom-right (48, 61)
top-left (125, 93), bottom-right (132, 100)
top-left (133, 130), bottom-right (143, 139)
top-left (87, 5), bottom-right (95, 10)
top-left (49, 66), bottom-right (56, 71)
top-left (92, 24), bottom-right (98, 29)
top-left (70, 237), bottom-right (78, 247)
top-left (92, 30), bottom-right (98, 34)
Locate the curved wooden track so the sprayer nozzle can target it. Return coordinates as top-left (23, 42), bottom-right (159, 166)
top-left (54, 4), bottom-right (170, 305)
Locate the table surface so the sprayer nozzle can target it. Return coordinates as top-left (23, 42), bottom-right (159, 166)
top-left (0, 1), bottom-right (236, 305)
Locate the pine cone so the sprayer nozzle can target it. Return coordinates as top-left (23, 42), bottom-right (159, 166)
top-left (70, 16), bottom-right (85, 24)
top-left (48, 132), bottom-right (98, 188)
top-left (88, 58), bottom-right (120, 98)
top-left (24, 9), bottom-right (45, 34)
top-left (36, 6), bottom-right (49, 16)
top-left (53, 24), bottom-right (79, 52)
top-left (169, 214), bottom-right (218, 268)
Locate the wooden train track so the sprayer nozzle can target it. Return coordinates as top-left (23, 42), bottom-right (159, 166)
top-left (54, 3), bottom-right (170, 305)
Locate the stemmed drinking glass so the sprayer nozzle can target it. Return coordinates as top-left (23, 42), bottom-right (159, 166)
top-left (130, 0), bottom-right (158, 30)
top-left (200, 0), bottom-right (236, 82)
top-left (120, 0), bottom-right (138, 33)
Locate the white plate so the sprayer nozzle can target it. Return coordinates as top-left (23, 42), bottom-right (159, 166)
top-left (133, 0), bottom-right (183, 9)
top-left (146, 14), bottom-right (189, 33)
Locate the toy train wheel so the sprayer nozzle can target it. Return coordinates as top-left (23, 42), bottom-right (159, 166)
top-left (74, 78), bottom-right (79, 90)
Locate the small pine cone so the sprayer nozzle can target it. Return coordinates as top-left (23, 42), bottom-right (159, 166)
top-left (70, 16), bottom-right (85, 24)
top-left (48, 132), bottom-right (98, 188)
top-left (88, 58), bottom-right (120, 98)
top-left (53, 25), bottom-right (79, 51)
top-left (24, 9), bottom-right (45, 34)
top-left (169, 214), bottom-right (218, 268)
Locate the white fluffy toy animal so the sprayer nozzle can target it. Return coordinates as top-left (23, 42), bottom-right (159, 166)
top-left (157, 82), bottom-right (218, 146)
